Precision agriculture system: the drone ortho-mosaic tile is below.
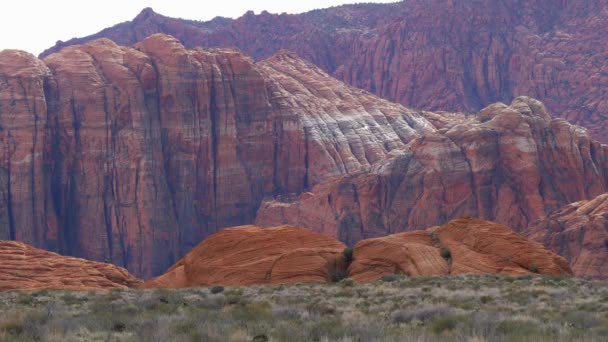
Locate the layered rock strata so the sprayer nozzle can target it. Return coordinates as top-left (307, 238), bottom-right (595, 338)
top-left (40, 1), bottom-right (608, 142)
top-left (526, 193), bottom-right (608, 278)
top-left (0, 241), bottom-right (141, 291)
top-left (143, 225), bottom-right (347, 287)
top-left (1, 35), bottom-right (432, 277)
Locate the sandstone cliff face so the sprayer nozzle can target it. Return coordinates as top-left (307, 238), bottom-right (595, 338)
top-left (39, 1), bottom-right (608, 142)
top-left (349, 218), bottom-right (572, 282)
top-left (0, 35), bottom-right (433, 278)
top-left (525, 193), bottom-right (608, 278)
top-left (0, 241), bottom-right (141, 291)
top-left (143, 225), bottom-right (346, 288)
top-left (256, 97), bottom-right (608, 244)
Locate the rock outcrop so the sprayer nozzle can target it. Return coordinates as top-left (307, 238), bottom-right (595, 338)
top-left (525, 194), bottom-right (608, 278)
top-left (0, 241), bottom-right (141, 291)
top-left (146, 219), bottom-right (572, 287)
top-left (349, 218), bottom-right (573, 282)
top-left (143, 225), bottom-right (347, 288)
top-left (3, 35), bottom-right (608, 278)
top-left (0, 35), bottom-right (433, 278)
top-left (257, 97), bottom-right (608, 244)
top-left (39, 1), bottom-right (608, 142)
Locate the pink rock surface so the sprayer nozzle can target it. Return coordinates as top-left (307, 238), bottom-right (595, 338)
top-left (525, 193), bottom-right (608, 278)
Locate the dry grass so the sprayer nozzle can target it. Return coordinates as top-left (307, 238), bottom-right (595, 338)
top-left (1, 275), bottom-right (607, 341)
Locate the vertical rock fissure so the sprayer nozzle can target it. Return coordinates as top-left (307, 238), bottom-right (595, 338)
top-left (102, 89), bottom-right (114, 261)
top-left (303, 126), bottom-right (310, 189)
top-left (6, 138), bottom-right (16, 241)
top-left (209, 72), bottom-right (220, 231)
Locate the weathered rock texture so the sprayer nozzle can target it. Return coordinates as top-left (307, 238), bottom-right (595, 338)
top-left (0, 241), bottom-right (141, 291)
top-left (526, 193), bottom-right (608, 278)
top-left (257, 97), bottom-right (608, 244)
top-left (146, 219), bottom-right (572, 287)
top-left (143, 225), bottom-right (347, 288)
top-left (349, 218), bottom-right (573, 282)
top-left (1, 35), bottom-right (433, 277)
top-left (40, 1), bottom-right (608, 141)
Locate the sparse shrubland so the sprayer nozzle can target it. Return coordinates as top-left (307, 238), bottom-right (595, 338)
top-left (1, 275), bottom-right (608, 341)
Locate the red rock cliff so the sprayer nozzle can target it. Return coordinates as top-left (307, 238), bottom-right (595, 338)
top-left (1, 35), bottom-right (433, 278)
top-left (257, 97), bottom-right (608, 244)
top-left (39, 1), bottom-right (608, 142)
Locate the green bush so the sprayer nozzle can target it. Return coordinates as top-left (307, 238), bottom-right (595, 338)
top-left (343, 247), bottom-right (354, 264)
top-left (431, 315), bottom-right (463, 334)
top-left (440, 248), bottom-right (451, 260)
top-left (210, 285), bottom-right (225, 294)
top-left (528, 264), bottom-right (540, 274)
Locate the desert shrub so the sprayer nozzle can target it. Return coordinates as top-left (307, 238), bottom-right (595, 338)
top-left (231, 301), bottom-right (272, 322)
top-left (210, 285), bottom-right (225, 294)
top-left (391, 306), bottom-right (452, 324)
top-left (16, 292), bottom-right (35, 305)
top-left (343, 247), bottom-right (354, 264)
top-left (440, 248), bottom-right (452, 260)
top-left (0, 315), bottom-right (24, 336)
top-left (340, 278), bottom-right (355, 287)
top-left (380, 274), bottom-right (399, 282)
top-left (528, 264), bottom-right (540, 274)
top-left (224, 288), bottom-right (245, 305)
top-left (307, 302), bottom-right (336, 316)
top-left (496, 319), bottom-right (539, 336)
top-left (480, 295), bottom-right (493, 304)
top-left (431, 315), bottom-right (465, 334)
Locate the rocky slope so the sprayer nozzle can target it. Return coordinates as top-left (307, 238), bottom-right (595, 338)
top-left (0, 35), bottom-right (433, 278)
top-left (525, 193), bottom-right (608, 278)
top-left (350, 218), bottom-right (572, 282)
top-left (40, 1), bottom-right (608, 141)
top-left (146, 219), bottom-right (571, 287)
top-left (0, 241), bottom-right (141, 291)
top-left (257, 97), bottom-right (608, 244)
top-left (144, 225), bottom-right (346, 288)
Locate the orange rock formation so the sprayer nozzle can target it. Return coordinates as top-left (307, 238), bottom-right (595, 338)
top-left (526, 193), bottom-right (608, 278)
top-left (146, 220), bottom-right (572, 287)
top-left (349, 218), bottom-right (573, 282)
top-left (0, 241), bottom-right (141, 291)
top-left (144, 225), bottom-right (347, 288)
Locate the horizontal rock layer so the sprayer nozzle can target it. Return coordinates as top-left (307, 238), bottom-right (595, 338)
top-left (257, 97), bottom-right (608, 245)
top-left (525, 193), bottom-right (608, 278)
top-left (0, 241), bottom-right (141, 291)
top-left (40, 1), bottom-right (608, 142)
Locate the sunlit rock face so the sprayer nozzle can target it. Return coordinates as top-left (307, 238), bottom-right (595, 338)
top-left (256, 97), bottom-right (608, 244)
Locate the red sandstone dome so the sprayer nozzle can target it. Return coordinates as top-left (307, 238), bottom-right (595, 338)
top-left (143, 225), bottom-right (347, 288)
top-left (145, 219), bottom-right (572, 288)
top-left (349, 218), bottom-right (573, 282)
top-left (0, 241), bottom-right (141, 291)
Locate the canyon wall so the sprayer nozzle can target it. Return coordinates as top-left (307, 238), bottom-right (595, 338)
top-left (40, 1), bottom-right (608, 141)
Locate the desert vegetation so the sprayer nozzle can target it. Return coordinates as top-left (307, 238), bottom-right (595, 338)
top-left (1, 275), bottom-right (608, 341)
